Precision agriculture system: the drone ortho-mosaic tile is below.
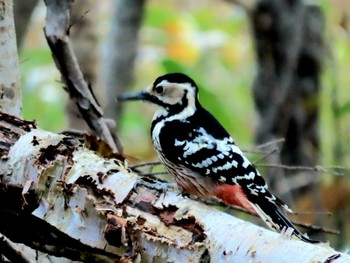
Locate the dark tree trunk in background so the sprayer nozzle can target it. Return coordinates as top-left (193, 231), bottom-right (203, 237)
top-left (13, 0), bottom-right (39, 50)
top-left (103, 0), bottom-right (145, 123)
top-left (251, 0), bottom-right (324, 207)
top-left (66, 0), bottom-right (100, 131)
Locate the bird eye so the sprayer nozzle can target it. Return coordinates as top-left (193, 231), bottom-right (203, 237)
top-left (155, 85), bottom-right (164, 94)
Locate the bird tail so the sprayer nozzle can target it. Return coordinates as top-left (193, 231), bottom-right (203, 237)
top-left (249, 201), bottom-right (320, 244)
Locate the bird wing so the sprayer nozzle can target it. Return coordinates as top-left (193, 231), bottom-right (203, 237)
top-left (157, 108), bottom-right (319, 243)
top-left (158, 111), bottom-right (262, 185)
top-left (158, 108), bottom-right (290, 211)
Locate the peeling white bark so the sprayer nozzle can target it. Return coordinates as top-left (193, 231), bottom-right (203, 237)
top-left (1, 128), bottom-right (349, 262)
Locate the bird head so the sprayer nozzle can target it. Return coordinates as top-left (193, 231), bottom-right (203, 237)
top-left (118, 73), bottom-right (199, 113)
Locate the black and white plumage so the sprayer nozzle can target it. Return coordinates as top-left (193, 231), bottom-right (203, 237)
top-left (118, 72), bottom-right (319, 243)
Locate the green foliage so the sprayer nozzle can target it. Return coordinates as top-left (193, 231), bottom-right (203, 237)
top-left (144, 5), bottom-right (174, 28)
top-left (20, 48), bottom-right (66, 131)
top-left (335, 101), bottom-right (350, 117)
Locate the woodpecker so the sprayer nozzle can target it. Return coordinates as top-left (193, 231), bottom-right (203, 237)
top-left (118, 72), bottom-right (319, 243)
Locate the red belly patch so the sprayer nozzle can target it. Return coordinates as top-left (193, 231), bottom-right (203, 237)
top-left (213, 184), bottom-right (256, 215)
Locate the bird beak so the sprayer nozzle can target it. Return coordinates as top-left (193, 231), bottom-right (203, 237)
top-left (118, 85), bottom-right (167, 108)
top-left (117, 85), bottom-right (154, 102)
top-left (117, 90), bottom-right (149, 102)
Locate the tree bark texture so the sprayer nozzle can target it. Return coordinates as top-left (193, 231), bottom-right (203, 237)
top-left (0, 112), bottom-right (348, 262)
top-left (103, 0), bottom-right (145, 122)
top-left (251, 1), bottom-right (324, 202)
top-left (0, 0), bottom-right (21, 117)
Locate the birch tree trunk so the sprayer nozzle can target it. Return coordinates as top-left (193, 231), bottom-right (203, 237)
top-left (0, 0), bottom-right (21, 117)
top-left (0, 112), bottom-right (348, 262)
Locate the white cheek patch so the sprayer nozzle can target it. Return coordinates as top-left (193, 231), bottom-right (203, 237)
top-left (166, 86), bottom-right (185, 99)
top-left (153, 86), bottom-right (185, 105)
top-left (154, 80), bottom-right (187, 105)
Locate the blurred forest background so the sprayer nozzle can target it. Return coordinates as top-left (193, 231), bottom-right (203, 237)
top-left (14, 0), bottom-right (350, 250)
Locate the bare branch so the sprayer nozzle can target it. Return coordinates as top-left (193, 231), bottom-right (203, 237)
top-left (256, 164), bottom-right (347, 176)
top-left (130, 161), bottom-right (163, 169)
top-left (43, 0), bottom-right (123, 154)
top-left (130, 160), bottom-right (348, 178)
top-left (67, 9), bottom-right (91, 33)
top-left (252, 147), bottom-right (279, 165)
top-left (291, 211), bottom-right (332, 216)
top-left (254, 138), bottom-right (286, 150)
top-left (139, 171), bottom-right (169, 177)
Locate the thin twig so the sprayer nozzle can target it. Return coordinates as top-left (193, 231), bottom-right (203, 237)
top-left (256, 163), bottom-right (347, 176)
top-left (253, 147), bottom-right (279, 165)
top-left (130, 161), bottom-right (162, 169)
top-left (242, 138), bottom-right (284, 155)
top-left (254, 138), bottom-right (285, 150)
top-left (68, 9), bottom-right (91, 33)
top-left (19, 57), bottom-right (29, 65)
top-left (243, 148), bottom-right (276, 155)
top-left (136, 172), bottom-right (169, 183)
top-left (289, 211), bottom-right (332, 216)
top-left (139, 171), bottom-right (169, 177)
top-left (129, 160), bottom-right (348, 178)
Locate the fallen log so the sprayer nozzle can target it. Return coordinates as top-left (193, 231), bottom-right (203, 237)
top-left (0, 112), bottom-right (348, 262)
